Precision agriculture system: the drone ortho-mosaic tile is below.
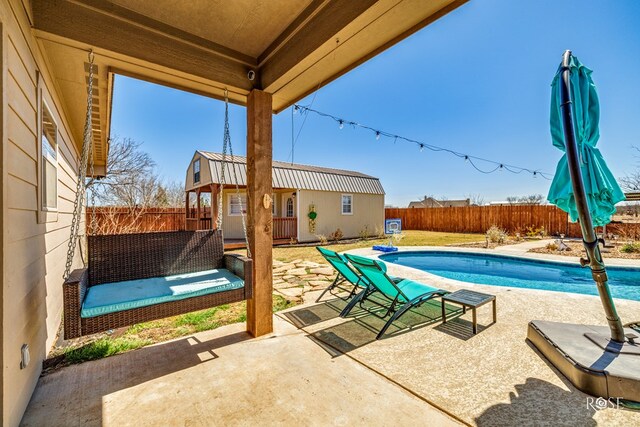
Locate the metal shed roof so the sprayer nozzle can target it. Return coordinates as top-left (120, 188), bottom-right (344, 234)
top-left (197, 151), bottom-right (385, 195)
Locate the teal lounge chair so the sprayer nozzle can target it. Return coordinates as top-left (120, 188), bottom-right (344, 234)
top-left (343, 253), bottom-right (449, 339)
top-left (315, 247), bottom-right (369, 302)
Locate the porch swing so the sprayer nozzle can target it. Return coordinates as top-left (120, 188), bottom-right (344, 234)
top-left (62, 52), bottom-right (252, 339)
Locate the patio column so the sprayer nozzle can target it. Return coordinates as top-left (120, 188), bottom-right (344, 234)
top-left (196, 188), bottom-right (201, 230)
top-left (246, 89), bottom-right (273, 337)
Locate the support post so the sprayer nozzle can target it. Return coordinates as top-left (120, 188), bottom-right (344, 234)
top-left (196, 188), bottom-right (201, 230)
top-left (185, 190), bottom-right (190, 230)
top-left (211, 184), bottom-right (218, 230)
top-left (246, 89), bottom-right (273, 337)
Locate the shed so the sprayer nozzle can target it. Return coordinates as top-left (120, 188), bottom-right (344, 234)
top-left (185, 151), bottom-right (385, 242)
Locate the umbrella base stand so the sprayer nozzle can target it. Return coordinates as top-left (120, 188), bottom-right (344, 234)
top-left (528, 320), bottom-right (640, 403)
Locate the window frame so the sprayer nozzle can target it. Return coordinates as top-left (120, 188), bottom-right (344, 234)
top-left (193, 158), bottom-right (201, 184)
top-left (228, 193), bottom-right (247, 216)
top-left (37, 89), bottom-right (60, 223)
top-left (341, 194), bottom-right (353, 215)
top-left (286, 197), bottom-right (294, 218)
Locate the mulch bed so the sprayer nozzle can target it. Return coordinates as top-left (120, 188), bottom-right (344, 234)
top-left (529, 240), bottom-right (640, 260)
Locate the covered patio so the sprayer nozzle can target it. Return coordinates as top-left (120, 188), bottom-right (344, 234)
top-left (22, 243), bottom-right (640, 426)
top-left (30, 0), bottom-right (469, 339)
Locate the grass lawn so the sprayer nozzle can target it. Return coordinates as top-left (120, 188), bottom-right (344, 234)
top-left (46, 295), bottom-right (295, 371)
top-left (235, 230), bottom-right (484, 264)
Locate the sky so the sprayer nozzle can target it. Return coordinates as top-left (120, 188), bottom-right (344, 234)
top-left (111, 0), bottom-right (640, 207)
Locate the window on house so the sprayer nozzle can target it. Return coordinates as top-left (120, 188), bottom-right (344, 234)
top-left (286, 198), bottom-right (294, 217)
top-left (41, 103), bottom-right (58, 210)
top-left (193, 158), bottom-right (201, 183)
top-left (341, 194), bottom-right (353, 215)
top-left (228, 194), bottom-right (247, 216)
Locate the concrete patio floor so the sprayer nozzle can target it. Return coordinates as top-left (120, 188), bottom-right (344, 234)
top-left (21, 241), bottom-right (640, 426)
top-left (21, 316), bottom-right (460, 426)
top-left (284, 244), bottom-right (640, 426)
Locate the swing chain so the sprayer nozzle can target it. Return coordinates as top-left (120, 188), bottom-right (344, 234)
top-left (64, 50), bottom-right (94, 281)
top-left (216, 89), bottom-right (251, 258)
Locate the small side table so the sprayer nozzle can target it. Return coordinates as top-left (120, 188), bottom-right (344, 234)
top-left (441, 289), bottom-right (496, 334)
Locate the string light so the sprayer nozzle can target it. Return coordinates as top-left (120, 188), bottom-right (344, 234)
top-left (294, 103), bottom-right (553, 180)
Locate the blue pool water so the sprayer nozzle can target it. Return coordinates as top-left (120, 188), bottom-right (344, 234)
top-left (381, 251), bottom-right (640, 301)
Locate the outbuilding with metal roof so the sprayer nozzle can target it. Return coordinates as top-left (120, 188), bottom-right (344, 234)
top-left (185, 151), bottom-right (385, 243)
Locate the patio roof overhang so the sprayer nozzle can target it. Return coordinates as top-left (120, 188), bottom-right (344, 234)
top-left (31, 0), bottom-right (468, 174)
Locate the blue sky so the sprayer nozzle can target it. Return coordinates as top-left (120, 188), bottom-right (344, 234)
top-left (111, 0), bottom-right (640, 207)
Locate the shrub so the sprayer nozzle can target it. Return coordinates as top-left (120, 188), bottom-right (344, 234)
top-left (359, 225), bottom-right (370, 239)
top-left (375, 225), bottom-right (385, 239)
top-left (329, 228), bottom-right (343, 242)
top-left (486, 225), bottom-right (507, 243)
top-left (620, 243), bottom-right (640, 253)
top-left (546, 242), bottom-right (558, 251)
top-left (315, 234), bottom-right (328, 245)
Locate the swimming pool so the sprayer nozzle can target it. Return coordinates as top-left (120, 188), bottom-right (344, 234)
top-left (380, 251), bottom-right (640, 301)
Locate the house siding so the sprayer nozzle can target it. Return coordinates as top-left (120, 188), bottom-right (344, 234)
top-left (2, 1), bottom-right (83, 425)
top-left (297, 190), bottom-right (384, 243)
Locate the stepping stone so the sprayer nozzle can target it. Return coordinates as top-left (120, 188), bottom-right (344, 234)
top-left (273, 265), bottom-right (295, 273)
top-left (278, 287), bottom-right (303, 298)
top-left (287, 268), bottom-right (307, 276)
top-left (299, 274), bottom-right (318, 280)
top-left (308, 280), bottom-right (331, 287)
top-left (274, 281), bottom-right (296, 290)
top-left (282, 275), bottom-right (294, 281)
top-left (296, 261), bottom-right (321, 268)
top-left (310, 267), bottom-right (334, 276)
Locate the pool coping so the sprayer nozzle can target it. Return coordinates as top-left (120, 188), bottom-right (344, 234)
top-left (345, 245), bottom-right (640, 302)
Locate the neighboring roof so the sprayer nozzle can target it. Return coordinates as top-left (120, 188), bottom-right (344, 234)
top-left (195, 151), bottom-right (385, 195)
top-left (408, 197), bottom-right (470, 208)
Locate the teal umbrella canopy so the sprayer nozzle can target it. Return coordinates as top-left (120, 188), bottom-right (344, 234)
top-left (547, 55), bottom-right (625, 227)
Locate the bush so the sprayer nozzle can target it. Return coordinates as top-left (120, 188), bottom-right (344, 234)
top-left (620, 243), bottom-right (640, 253)
top-left (486, 225), bottom-right (507, 243)
top-left (546, 242), bottom-right (558, 251)
top-left (329, 228), bottom-right (343, 242)
top-left (315, 234), bottom-right (328, 245)
top-left (525, 226), bottom-right (547, 238)
top-left (359, 225), bottom-right (370, 239)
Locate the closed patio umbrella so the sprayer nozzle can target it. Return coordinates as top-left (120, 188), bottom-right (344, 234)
top-left (548, 50), bottom-right (626, 342)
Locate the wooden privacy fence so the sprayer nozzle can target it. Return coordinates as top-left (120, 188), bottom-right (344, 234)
top-left (87, 207), bottom-right (186, 235)
top-left (385, 205), bottom-right (574, 236)
top-left (87, 208), bottom-right (299, 240)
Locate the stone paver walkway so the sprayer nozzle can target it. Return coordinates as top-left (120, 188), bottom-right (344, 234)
top-left (272, 259), bottom-right (336, 302)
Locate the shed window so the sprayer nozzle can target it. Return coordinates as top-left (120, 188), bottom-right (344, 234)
top-left (341, 194), bottom-right (353, 215)
top-left (286, 198), bottom-right (294, 217)
top-left (193, 158), bottom-right (201, 183)
top-left (228, 194), bottom-right (247, 216)
top-left (41, 103), bottom-right (58, 210)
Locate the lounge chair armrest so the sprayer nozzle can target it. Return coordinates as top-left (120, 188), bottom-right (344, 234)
top-left (63, 268), bottom-right (89, 339)
top-left (224, 254), bottom-right (253, 299)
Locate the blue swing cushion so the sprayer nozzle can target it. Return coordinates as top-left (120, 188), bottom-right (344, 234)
top-left (81, 268), bottom-right (244, 318)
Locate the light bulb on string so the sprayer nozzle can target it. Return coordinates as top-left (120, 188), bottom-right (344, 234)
top-left (375, 131), bottom-right (381, 141)
top-left (419, 144), bottom-right (425, 152)
top-left (338, 119), bottom-right (344, 130)
top-left (464, 155), bottom-right (469, 162)
top-left (499, 164), bottom-right (504, 171)
top-left (533, 171), bottom-right (537, 178)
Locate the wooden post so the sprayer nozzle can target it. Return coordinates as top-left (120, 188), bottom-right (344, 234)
top-left (196, 188), bottom-right (201, 230)
top-left (185, 190), bottom-right (190, 230)
top-left (246, 89), bottom-right (273, 337)
top-left (211, 184), bottom-right (218, 230)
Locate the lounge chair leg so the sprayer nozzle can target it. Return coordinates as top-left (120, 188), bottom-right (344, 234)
top-left (340, 288), bottom-right (367, 317)
top-left (376, 303), bottom-right (415, 340)
top-left (315, 275), bottom-right (344, 302)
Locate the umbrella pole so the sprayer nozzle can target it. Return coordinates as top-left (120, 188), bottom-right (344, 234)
top-left (560, 50), bottom-right (626, 343)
